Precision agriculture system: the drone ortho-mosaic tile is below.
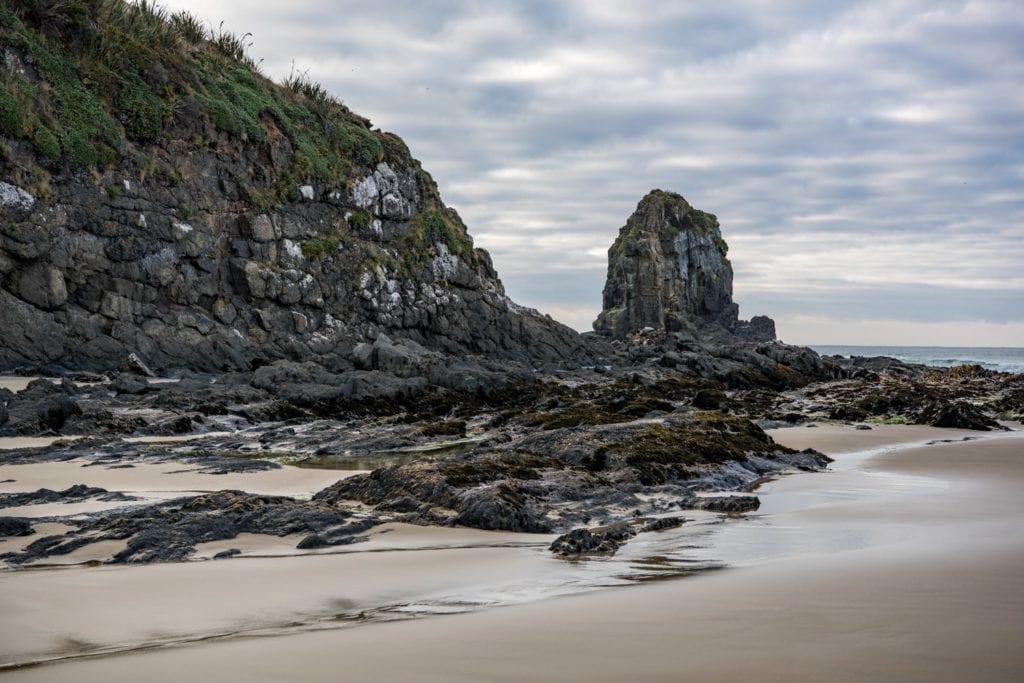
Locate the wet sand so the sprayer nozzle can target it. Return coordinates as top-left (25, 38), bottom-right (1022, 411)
top-left (0, 524), bottom-right (553, 667)
top-left (0, 377), bottom-right (54, 393)
top-left (0, 459), bottom-right (351, 503)
top-left (2, 424), bottom-right (1022, 681)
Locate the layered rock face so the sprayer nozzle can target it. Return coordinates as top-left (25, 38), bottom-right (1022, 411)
top-left (594, 190), bottom-right (774, 341)
top-left (0, 163), bottom-right (582, 373)
top-left (0, 7), bottom-right (584, 373)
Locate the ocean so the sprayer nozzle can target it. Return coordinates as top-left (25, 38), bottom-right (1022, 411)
top-left (810, 346), bottom-right (1024, 374)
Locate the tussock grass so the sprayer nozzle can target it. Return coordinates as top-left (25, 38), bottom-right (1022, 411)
top-left (0, 0), bottom-right (386, 202)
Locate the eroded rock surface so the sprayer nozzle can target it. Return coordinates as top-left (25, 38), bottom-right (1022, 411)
top-left (594, 190), bottom-right (774, 342)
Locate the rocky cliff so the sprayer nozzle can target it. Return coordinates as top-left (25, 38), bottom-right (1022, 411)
top-left (594, 190), bottom-right (775, 342)
top-left (0, 1), bottom-right (584, 373)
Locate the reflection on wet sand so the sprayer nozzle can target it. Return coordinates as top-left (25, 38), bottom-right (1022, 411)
top-left (1, 424), bottom-right (1022, 682)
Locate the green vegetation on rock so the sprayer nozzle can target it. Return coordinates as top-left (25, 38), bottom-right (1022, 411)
top-left (300, 237), bottom-right (339, 259)
top-left (0, 0), bottom-right (387, 197)
top-left (615, 413), bottom-right (783, 485)
top-left (0, 85), bottom-right (22, 137)
top-left (31, 124), bottom-right (60, 160)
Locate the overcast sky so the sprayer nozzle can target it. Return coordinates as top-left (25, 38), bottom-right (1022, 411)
top-left (166, 0), bottom-right (1023, 347)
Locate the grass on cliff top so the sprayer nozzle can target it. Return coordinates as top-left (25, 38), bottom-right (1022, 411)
top-left (0, 0), bottom-right (386, 193)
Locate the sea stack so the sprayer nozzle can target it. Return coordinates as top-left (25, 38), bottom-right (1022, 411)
top-left (594, 189), bottom-right (775, 341)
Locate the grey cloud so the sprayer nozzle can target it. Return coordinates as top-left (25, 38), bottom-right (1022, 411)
top-left (738, 284), bottom-right (1024, 325)
top-left (164, 0), bottom-right (1024, 342)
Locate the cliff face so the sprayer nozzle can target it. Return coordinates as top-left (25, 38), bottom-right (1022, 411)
top-left (0, 2), bottom-right (583, 372)
top-left (594, 190), bottom-right (775, 342)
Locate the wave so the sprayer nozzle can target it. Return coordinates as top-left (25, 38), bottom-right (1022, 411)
top-left (811, 346), bottom-right (1024, 374)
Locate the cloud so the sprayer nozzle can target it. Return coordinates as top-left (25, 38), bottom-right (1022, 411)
top-left (775, 315), bottom-right (1024, 347)
top-left (164, 0), bottom-right (1024, 344)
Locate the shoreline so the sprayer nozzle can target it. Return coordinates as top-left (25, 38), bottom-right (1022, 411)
top-left (1, 423), bottom-right (1022, 680)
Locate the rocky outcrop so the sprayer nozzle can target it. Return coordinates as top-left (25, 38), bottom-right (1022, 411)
top-left (0, 5), bottom-right (586, 374)
top-left (0, 151), bottom-right (587, 374)
top-left (0, 378), bottom-right (81, 435)
top-left (0, 490), bottom-right (366, 565)
top-left (314, 410), bottom-right (832, 533)
top-left (594, 190), bottom-right (774, 341)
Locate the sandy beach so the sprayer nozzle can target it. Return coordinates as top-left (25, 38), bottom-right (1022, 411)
top-left (3, 3), bottom-right (1020, 681)
top-left (1, 422), bottom-right (1021, 681)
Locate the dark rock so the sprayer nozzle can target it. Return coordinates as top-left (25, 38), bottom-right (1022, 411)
top-left (342, 370), bottom-right (427, 402)
top-left (549, 524), bottom-right (637, 556)
top-left (692, 388), bottom-right (727, 410)
top-left (593, 190), bottom-right (773, 342)
top-left (0, 111), bottom-right (591, 376)
top-left (9, 262), bottom-right (67, 310)
top-left (295, 519), bottom-right (376, 549)
top-left (122, 352), bottom-right (156, 378)
top-left (0, 517), bottom-right (34, 537)
top-left (454, 487), bottom-right (551, 533)
top-left (112, 524), bottom-right (194, 563)
top-left (4, 489), bottom-right (359, 565)
top-left (0, 379), bottom-right (81, 435)
top-left (741, 315), bottom-right (777, 340)
top-left (640, 516), bottom-right (685, 533)
top-left (803, 374), bottom-right (1011, 431)
top-left (252, 360), bottom-right (336, 390)
top-left (143, 414), bottom-right (194, 436)
top-left (213, 548), bottom-right (241, 559)
top-left (692, 495), bottom-right (760, 513)
top-left (0, 484), bottom-right (137, 509)
top-left (15, 533), bottom-right (95, 560)
top-left (375, 496), bottom-right (422, 513)
top-left (111, 372), bottom-right (150, 395)
top-left (921, 400), bottom-right (1000, 431)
